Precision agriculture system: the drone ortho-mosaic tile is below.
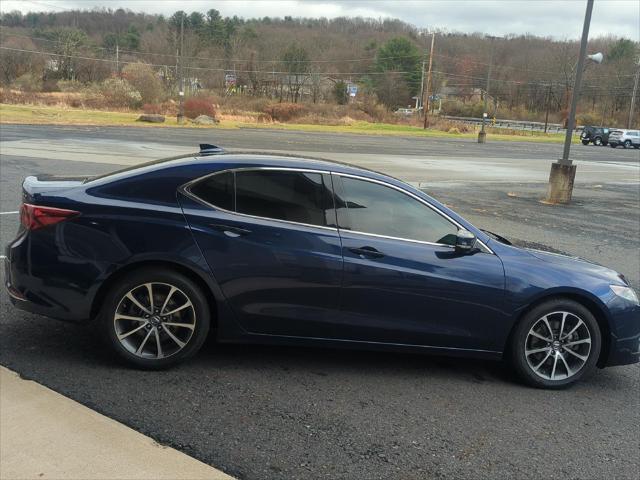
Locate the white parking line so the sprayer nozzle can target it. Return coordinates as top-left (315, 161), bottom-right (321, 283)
top-left (0, 211), bottom-right (19, 215)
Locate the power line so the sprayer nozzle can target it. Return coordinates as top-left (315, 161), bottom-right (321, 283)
top-left (2, 31), bottom-right (636, 82)
top-left (21, 0), bottom-right (70, 11)
top-left (0, 45), bottom-right (634, 94)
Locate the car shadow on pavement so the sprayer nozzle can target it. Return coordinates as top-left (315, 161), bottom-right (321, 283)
top-left (1, 308), bottom-right (635, 392)
top-left (0, 308), bottom-right (513, 385)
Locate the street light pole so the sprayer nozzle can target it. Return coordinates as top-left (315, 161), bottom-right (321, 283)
top-left (545, 0), bottom-right (594, 204)
top-left (478, 37), bottom-right (495, 143)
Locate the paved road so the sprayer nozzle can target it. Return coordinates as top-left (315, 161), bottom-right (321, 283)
top-left (2, 123), bottom-right (640, 162)
top-left (1, 125), bottom-right (639, 480)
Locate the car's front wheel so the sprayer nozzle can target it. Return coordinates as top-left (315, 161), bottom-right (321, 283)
top-left (510, 298), bottom-right (601, 389)
top-left (581, 139), bottom-right (589, 145)
top-left (624, 140), bottom-right (632, 148)
top-left (99, 267), bottom-right (210, 369)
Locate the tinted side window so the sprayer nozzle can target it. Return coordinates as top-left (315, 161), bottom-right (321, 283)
top-left (336, 176), bottom-right (458, 245)
top-left (189, 171), bottom-right (234, 211)
top-left (235, 170), bottom-right (333, 227)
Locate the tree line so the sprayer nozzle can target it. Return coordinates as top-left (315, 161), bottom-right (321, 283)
top-left (1, 8), bottom-right (638, 126)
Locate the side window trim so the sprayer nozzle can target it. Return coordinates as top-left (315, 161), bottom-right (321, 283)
top-left (333, 172), bottom-right (461, 247)
top-left (183, 167), bottom-right (339, 232)
top-left (333, 172), bottom-right (494, 253)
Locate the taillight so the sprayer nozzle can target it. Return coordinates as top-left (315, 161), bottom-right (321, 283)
top-left (19, 203), bottom-right (80, 231)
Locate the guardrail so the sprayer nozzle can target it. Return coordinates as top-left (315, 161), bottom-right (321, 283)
top-left (441, 115), bottom-right (584, 134)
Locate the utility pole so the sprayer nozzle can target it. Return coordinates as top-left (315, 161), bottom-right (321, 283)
top-left (544, 83), bottom-right (552, 133)
top-left (628, 57), bottom-right (640, 129)
top-left (423, 32), bottom-right (435, 129)
top-left (545, 0), bottom-right (594, 204)
top-left (115, 41), bottom-right (119, 75)
top-left (419, 56), bottom-right (426, 113)
top-left (478, 37), bottom-right (495, 143)
top-left (177, 14), bottom-right (185, 125)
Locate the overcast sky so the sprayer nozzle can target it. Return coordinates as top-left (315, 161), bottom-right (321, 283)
top-left (2, 0), bottom-right (639, 40)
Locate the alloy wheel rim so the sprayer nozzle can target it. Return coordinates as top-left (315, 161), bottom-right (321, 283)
top-left (113, 282), bottom-right (196, 359)
top-left (524, 311), bottom-right (591, 381)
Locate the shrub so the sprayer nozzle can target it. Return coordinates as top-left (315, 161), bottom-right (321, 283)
top-left (184, 97), bottom-right (216, 119)
top-left (441, 99), bottom-right (484, 118)
top-left (12, 73), bottom-right (42, 92)
top-left (334, 81), bottom-right (348, 105)
top-left (100, 77), bottom-right (142, 109)
top-left (357, 100), bottom-right (389, 123)
top-left (256, 113), bottom-right (272, 123)
top-left (57, 79), bottom-right (84, 92)
top-left (121, 63), bottom-right (166, 104)
top-left (142, 103), bottom-right (165, 114)
top-left (264, 102), bottom-right (306, 121)
top-left (577, 112), bottom-right (600, 126)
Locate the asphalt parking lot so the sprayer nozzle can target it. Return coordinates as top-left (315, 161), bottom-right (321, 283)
top-left (1, 125), bottom-right (639, 479)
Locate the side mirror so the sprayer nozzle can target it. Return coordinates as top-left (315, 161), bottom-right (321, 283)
top-left (455, 229), bottom-right (477, 253)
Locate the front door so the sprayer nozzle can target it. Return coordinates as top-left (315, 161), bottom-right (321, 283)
top-left (179, 168), bottom-right (344, 337)
top-left (332, 174), bottom-right (506, 352)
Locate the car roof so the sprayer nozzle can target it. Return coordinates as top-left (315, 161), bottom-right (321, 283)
top-left (194, 151), bottom-right (406, 183)
top-left (89, 150), bottom-right (402, 187)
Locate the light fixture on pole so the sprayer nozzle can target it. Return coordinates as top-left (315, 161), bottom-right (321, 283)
top-left (545, 0), bottom-right (599, 204)
top-left (586, 52), bottom-right (603, 64)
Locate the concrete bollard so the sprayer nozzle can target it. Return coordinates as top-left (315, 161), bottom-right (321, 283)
top-left (545, 162), bottom-right (577, 204)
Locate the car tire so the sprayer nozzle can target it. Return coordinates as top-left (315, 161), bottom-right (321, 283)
top-left (594, 137), bottom-right (602, 146)
top-left (623, 140), bottom-right (632, 148)
top-left (509, 298), bottom-right (601, 389)
top-left (581, 139), bottom-right (589, 145)
top-left (610, 144), bottom-right (617, 148)
top-left (98, 267), bottom-right (210, 369)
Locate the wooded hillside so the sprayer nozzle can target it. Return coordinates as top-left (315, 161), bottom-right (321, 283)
top-left (1, 8), bottom-right (638, 127)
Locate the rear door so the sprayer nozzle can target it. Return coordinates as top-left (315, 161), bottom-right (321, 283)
top-left (178, 168), bottom-right (344, 337)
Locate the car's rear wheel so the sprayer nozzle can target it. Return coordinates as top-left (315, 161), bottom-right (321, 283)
top-left (610, 143), bottom-right (617, 148)
top-left (99, 268), bottom-right (210, 369)
top-left (594, 137), bottom-right (602, 146)
top-left (510, 298), bottom-right (601, 389)
top-left (624, 140), bottom-right (632, 148)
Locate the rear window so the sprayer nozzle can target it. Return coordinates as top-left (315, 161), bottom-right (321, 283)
top-left (189, 171), bottom-right (234, 211)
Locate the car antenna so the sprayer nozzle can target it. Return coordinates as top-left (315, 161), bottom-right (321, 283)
top-left (199, 144), bottom-right (225, 155)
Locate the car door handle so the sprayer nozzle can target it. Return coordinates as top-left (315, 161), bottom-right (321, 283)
top-left (209, 224), bottom-right (252, 237)
top-left (348, 246), bottom-right (385, 258)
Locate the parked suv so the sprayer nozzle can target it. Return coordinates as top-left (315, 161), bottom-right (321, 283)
top-left (608, 129), bottom-right (640, 148)
top-left (580, 126), bottom-right (610, 146)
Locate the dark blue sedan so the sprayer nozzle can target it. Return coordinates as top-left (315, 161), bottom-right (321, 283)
top-left (5, 145), bottom-right (639, 388)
